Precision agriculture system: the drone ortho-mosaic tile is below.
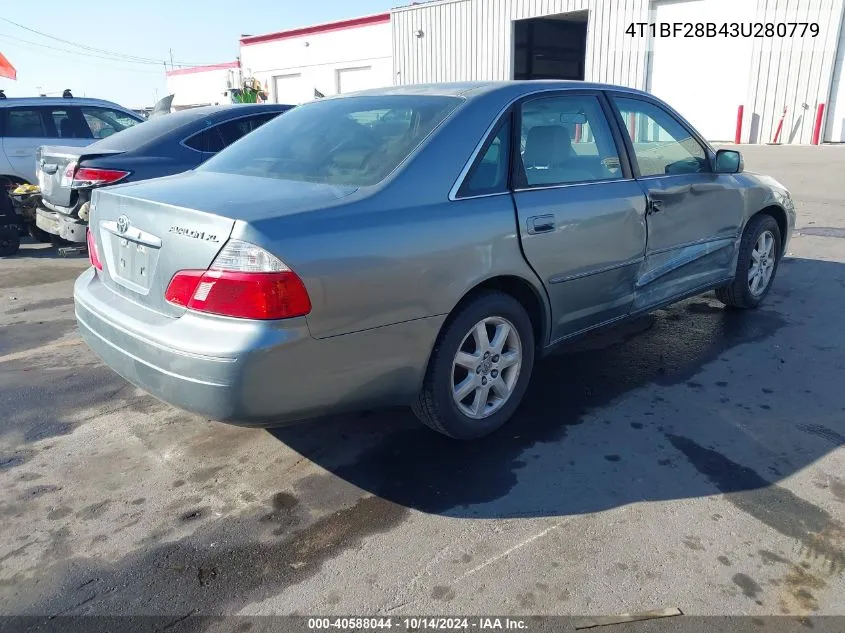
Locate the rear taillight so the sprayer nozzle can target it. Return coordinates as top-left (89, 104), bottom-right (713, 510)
top-left (164, 240), bottom-right (311, 320)
top-left (86, 228), bottom-right (102, 271)
top-left (72, 167), bottom-right (130, 188)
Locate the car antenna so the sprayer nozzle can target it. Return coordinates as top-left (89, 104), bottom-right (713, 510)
top-left (62, 89), bottom-right (73, 98)
top-left (0, 90), bottom-right (5, 99)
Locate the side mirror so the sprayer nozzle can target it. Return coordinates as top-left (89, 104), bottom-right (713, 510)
top-left (714, 149), bottom-right (743, 174)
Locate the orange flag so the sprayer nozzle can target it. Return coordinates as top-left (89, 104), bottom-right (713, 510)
top-left (0, 52), bottom-right (16, 80)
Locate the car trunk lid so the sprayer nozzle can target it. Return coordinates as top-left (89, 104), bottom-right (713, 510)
top-left (90, 188), bottom-right (235, 317)
top-left (37, 145), bottom-right (125, 209)
top-left (88, 171), bottom-right (358, 318)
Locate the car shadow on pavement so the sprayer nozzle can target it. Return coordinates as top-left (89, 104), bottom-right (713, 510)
top-left (269, 257), bottom-right (845, 532)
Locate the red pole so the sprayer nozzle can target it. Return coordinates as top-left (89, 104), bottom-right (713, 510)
top-left (772, 106), bottom-right (787, 144)
top-left (812, 103), bottom-right (825, 145)
top-left (735, 105), bottom-right (744, 144)
top-left (628, 113), bottom-right (637, 142)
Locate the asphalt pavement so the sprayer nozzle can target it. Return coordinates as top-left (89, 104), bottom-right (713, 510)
top-left (0, 145), bottom-right (843, 624)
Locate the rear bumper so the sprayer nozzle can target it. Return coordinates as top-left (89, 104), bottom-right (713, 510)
top-left (73, 268), bottom-right (442, 425)
top-left (36, 208), bottom-right (87, 242)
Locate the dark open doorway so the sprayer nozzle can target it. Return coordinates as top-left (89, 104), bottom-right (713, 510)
top-left (513, 11), bottom-right (588, 81)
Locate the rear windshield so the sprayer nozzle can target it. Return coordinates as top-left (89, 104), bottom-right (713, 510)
top-left (88, 108), bottom-right (219, 151)
top-left (199, 95), bottom-right (463, 187)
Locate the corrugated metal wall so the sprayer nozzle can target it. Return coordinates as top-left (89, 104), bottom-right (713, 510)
top-left (392, 0), bottom-right (845, 144)
top-left (745, 0), bottom-right (845, 144)
top-left (392, 0), bottom-right (651, 89)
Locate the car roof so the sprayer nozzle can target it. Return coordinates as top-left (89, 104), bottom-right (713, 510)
top-left (0, 96), bottom-right (136, 109)
top-left (161, 103), bottom-right (293, 121)
top-left (83, 103), bottom-right (293, 153)
top-left (334, 80), bottom-right (652, 100)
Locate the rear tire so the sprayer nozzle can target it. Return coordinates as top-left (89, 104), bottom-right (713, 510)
top-left (716, 214), bottom-right (782, 309)
top-left (412, 291), bottom-right (535, 439)
top-left (0, 224), bottom-right (21, 257)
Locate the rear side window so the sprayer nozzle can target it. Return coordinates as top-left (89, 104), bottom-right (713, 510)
top-left (217, 113), bottom-right (280, 146)
top-left (5, 108), bottom-right (47, 137)
top-left (458, 119), bottom-right (511, 197)
top-left (184, 127), bottom-right (225, 153)
top-left (81, 106), bottom-right (141, 139)
top-left (51, 108), bottom-right (89, 139)
top-left (184, 113), bottom-right (282, 154)
top-left (200, 96), bottom-right (462, 186)
top-left (516, 94), bottom-right (623, 187)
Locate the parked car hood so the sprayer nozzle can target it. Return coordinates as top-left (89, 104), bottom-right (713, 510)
top-left (101, 170), bottom-right (360, 222)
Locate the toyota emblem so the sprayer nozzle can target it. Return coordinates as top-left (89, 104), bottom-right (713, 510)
top-left (116, 215), bottom-right (130, 234)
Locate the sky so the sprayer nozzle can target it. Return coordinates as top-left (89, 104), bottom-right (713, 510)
top-left (0, 0), bottom-right (399, 108)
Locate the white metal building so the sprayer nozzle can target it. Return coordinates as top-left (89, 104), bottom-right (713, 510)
top-left (239, 13), bottom-right (393, 105)
top-left (164, 0), bottom-right (845, 143)
top-left (165, 61), bottom-right (240, 109)
top-left (392, 0), bottom-right (845, 143)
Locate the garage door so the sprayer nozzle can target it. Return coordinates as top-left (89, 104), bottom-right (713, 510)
top-left (336, 67), bottom-right (373, 95)
top-left (648, 0), bottom-right (756, 141)
top-left (273, 74), bottom-right (305, 104)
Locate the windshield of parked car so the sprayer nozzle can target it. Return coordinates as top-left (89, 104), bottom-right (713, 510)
top-left (199, 95), bottom-right (463, 186)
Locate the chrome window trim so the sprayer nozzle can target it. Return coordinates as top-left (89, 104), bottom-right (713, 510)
top-left (451, 191), bottom-right (512, 201)
top-left (513, 177), bottom-right (636, 193)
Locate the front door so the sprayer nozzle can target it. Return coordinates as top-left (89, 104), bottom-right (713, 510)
top-left (511, 92), bottom-right (647, 344)
top-left (608, 95), bottom-right (745, 310)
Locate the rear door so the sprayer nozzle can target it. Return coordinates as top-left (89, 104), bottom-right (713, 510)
top-left (510, 91), bottom-right (647, 343)
top-left (607, 94), bottom-right (744, 310)
top-left (2, 106), bottom-right (90, 183)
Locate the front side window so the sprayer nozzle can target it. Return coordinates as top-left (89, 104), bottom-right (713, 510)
top-left (200, 95), bottom-right (462, 186)
top-left (6, 108), bottom-right (46, 137)
top-left (81, 107), bottom-right (140, 139)
top-left (516, 95), bottom-right (623, 187)
top-left (612, 96), bottom-right (709, 177)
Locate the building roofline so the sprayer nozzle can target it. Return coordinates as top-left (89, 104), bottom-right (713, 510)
top-left (239, 12), bottom-right (390, 46)
top-left (166, 61), bottom-right (240, 77)
top-left (391, 0), bottom-right (465, 14)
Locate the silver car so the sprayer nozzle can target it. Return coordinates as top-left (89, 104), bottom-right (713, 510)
top-left (74, 81), bottom-right (795, 439)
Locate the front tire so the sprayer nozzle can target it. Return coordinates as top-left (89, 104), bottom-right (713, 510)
top-left (412, 291), bottom-right (535, 439)
top-left (0, 224), bottom-right (21, 257)
top-left (716, 214), bottom-right (782, 309)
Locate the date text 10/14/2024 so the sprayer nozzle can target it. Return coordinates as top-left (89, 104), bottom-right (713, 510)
top-left (625, 22), bottom-right (820, 38)
top-left (307, 617), bottom-right (528, 630)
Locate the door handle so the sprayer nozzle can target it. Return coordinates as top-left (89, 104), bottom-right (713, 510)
top-left (647, 199), bottom-right (664, 215)
top-left (527, 214), bottom-right (555, 234)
